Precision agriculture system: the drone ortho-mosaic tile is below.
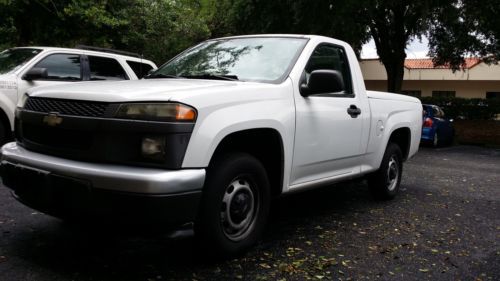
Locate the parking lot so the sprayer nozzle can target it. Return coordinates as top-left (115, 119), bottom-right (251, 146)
top-left (0, 145), bottom-right (499, 281)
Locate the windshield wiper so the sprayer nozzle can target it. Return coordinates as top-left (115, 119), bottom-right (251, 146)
top-left (183, 74), bottom-right (239, 81)
top-left (144, 73), bottom-right (180, 79)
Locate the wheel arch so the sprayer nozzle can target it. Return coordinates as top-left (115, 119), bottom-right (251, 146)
top-left (208, 128), bottom-right (285, 198)
top-left (0, 98), bottom-right (14, 142)
top-left (388, 127), bottom-right (411, 161)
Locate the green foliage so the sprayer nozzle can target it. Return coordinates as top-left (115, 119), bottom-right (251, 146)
top-left (420, 97), bottom-right (500, 120)
top-left (0, 0), bottom-right (16, 50)
top-left (428, 0), bottom-right (500, 70)
top-left (0, 0), bottom-right (210, 64)
top-left (126, 0), bottom-right (210, 63)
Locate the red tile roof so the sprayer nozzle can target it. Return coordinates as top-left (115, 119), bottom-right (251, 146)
top-left (404, 58), bottom-right (481, 69)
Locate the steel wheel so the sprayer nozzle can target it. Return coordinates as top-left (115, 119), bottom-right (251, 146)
top-left (386, 156), bottom-right (399, 191)
top-left (220, 177), bottom-right (259, 241)
top-left (195, 153), bottom-right (270, 257)
top-left (367, 143), bottom-right (403, 200)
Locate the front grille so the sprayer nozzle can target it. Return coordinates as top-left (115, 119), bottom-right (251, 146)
top-left (24, 97), bottom-right (108, 117)
top-left (22, 123), bottom-right (93, 150)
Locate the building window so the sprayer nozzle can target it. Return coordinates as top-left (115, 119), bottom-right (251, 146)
top-left (486, 92), bottom-right (500, 99)
top-left (401, 90), bottom-right (421, 97)
top-left (432, 91), bottom-right (456, 98)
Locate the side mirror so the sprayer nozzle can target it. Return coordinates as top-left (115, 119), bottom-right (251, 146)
top-left (23, 68), bottom-right (48, 81)
top-left (300, 70), bottom-right (344, 97)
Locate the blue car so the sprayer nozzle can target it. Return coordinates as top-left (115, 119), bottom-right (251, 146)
top-left (421, 104), bottom-right (455, 147)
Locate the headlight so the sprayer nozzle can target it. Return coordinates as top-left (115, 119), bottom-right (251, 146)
top-left (115, 103), bottom-right (196, 122)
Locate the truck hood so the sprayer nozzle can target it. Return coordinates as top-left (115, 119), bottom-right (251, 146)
top-left (27, 79), bottom-right (249, 103)
top-left (367, 90), bottom-right (421, 103)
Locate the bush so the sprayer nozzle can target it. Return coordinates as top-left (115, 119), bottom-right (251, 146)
top-left (419, 97), bottom-right (500, 120)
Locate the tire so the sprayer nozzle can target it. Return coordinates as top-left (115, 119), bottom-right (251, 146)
top-left (0, 121), bottom-right (8, 145)
top-left (195, 153), bottom-right (270, 257)
top-left (432, 131), bottom-right (439, 147)
top-left (367, 143), bottom-right (403, 200)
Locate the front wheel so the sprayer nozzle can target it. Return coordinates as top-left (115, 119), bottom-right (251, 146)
top-left (367, 143), bottom-right (403, 200)
top-left (0, 121), bottom-right (10, 145)
top-left (195, 153), bottom-right (270, 257)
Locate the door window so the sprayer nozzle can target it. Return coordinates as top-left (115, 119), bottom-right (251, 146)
top-left (33, 54), bottom-right (82, 81)
top-left (127, 61), bottom-right (154, 79)
top-left (88, 56), bottom-right (128, 81)
top-left (304, 44), bottom-right (353, 95)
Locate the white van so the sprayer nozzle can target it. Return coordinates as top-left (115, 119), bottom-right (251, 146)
top-left (0, 46), bottom-right (157, 143)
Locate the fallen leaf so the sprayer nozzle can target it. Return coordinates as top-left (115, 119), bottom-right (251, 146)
top-left (259, 263), bottom-right (271, 269)
top-left (419, 268), bottom-right (430, 273)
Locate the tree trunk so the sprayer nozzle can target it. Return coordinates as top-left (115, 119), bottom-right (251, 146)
top-left (381, 56), bottom-right (406, 93)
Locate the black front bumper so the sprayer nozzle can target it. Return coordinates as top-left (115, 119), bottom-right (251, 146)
top-left (1, 162), bottom-right (201, 225)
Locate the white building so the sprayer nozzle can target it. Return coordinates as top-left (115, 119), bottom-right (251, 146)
top-left (360, 58), bottom-right (500, 99)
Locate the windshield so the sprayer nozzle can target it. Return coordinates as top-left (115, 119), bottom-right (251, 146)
top-left (153, 37), bottom-right (308, 83)
top-left (0, 48), bottom-right (42, 75)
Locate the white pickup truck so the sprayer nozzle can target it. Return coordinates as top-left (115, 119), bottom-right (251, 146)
top-left (0, 35), bottom-right (421, 256)
top-left (0, 46), bottom-right (157, 144)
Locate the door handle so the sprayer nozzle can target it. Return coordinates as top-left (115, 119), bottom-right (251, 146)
top-left (347, 105), bottom-right (361, 118)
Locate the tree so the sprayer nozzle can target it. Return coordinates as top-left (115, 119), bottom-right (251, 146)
top-left (0, 0), bottom-right (210, 64)
top-left (428, 0), bottom-right (500, 69)
top-left (362, 0), bottom-right (441, 93)
top-left (208, 0), bottom-right (370, 56)
top-left (0, 0), bottom-right (133, 48)
top-left (218, 0), bottom-right (444, 93)
top-left (0, 0), bottom-right (17, 50)
top-left (109, 0), bottom-right (210, 63)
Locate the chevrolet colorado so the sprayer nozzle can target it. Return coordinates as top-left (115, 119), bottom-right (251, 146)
top-left (0, 35), bottom-right (422, 256)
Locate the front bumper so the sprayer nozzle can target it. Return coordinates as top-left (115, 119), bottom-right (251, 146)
top-left (0, 142), bottom-right (206, 224)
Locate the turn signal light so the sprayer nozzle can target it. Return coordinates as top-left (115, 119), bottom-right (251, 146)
top-left (176, 104), bottom-right (196, 121)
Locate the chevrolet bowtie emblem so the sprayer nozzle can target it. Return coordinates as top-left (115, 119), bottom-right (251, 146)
top-left (43, 113), bottom-right (63, 126)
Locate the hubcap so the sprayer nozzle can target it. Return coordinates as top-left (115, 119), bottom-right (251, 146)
top-left (386, 156), bottom-right (399, 191)
top-left (220, 177), bottom-right (258, 241)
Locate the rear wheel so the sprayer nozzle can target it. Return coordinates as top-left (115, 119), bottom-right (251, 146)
top-left (195, 153), bottom-right (270, 257)
top-left (367, 143), bottom-right (403, 200)
top-left (432, 131), bottom-right (439, 147)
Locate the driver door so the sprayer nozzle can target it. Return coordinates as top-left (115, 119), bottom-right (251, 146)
top-left (290, 43), bottom-right (364, 186)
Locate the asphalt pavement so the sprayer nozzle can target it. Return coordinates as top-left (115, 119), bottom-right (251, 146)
top-left (0, 145), bottom-right (499, 281)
